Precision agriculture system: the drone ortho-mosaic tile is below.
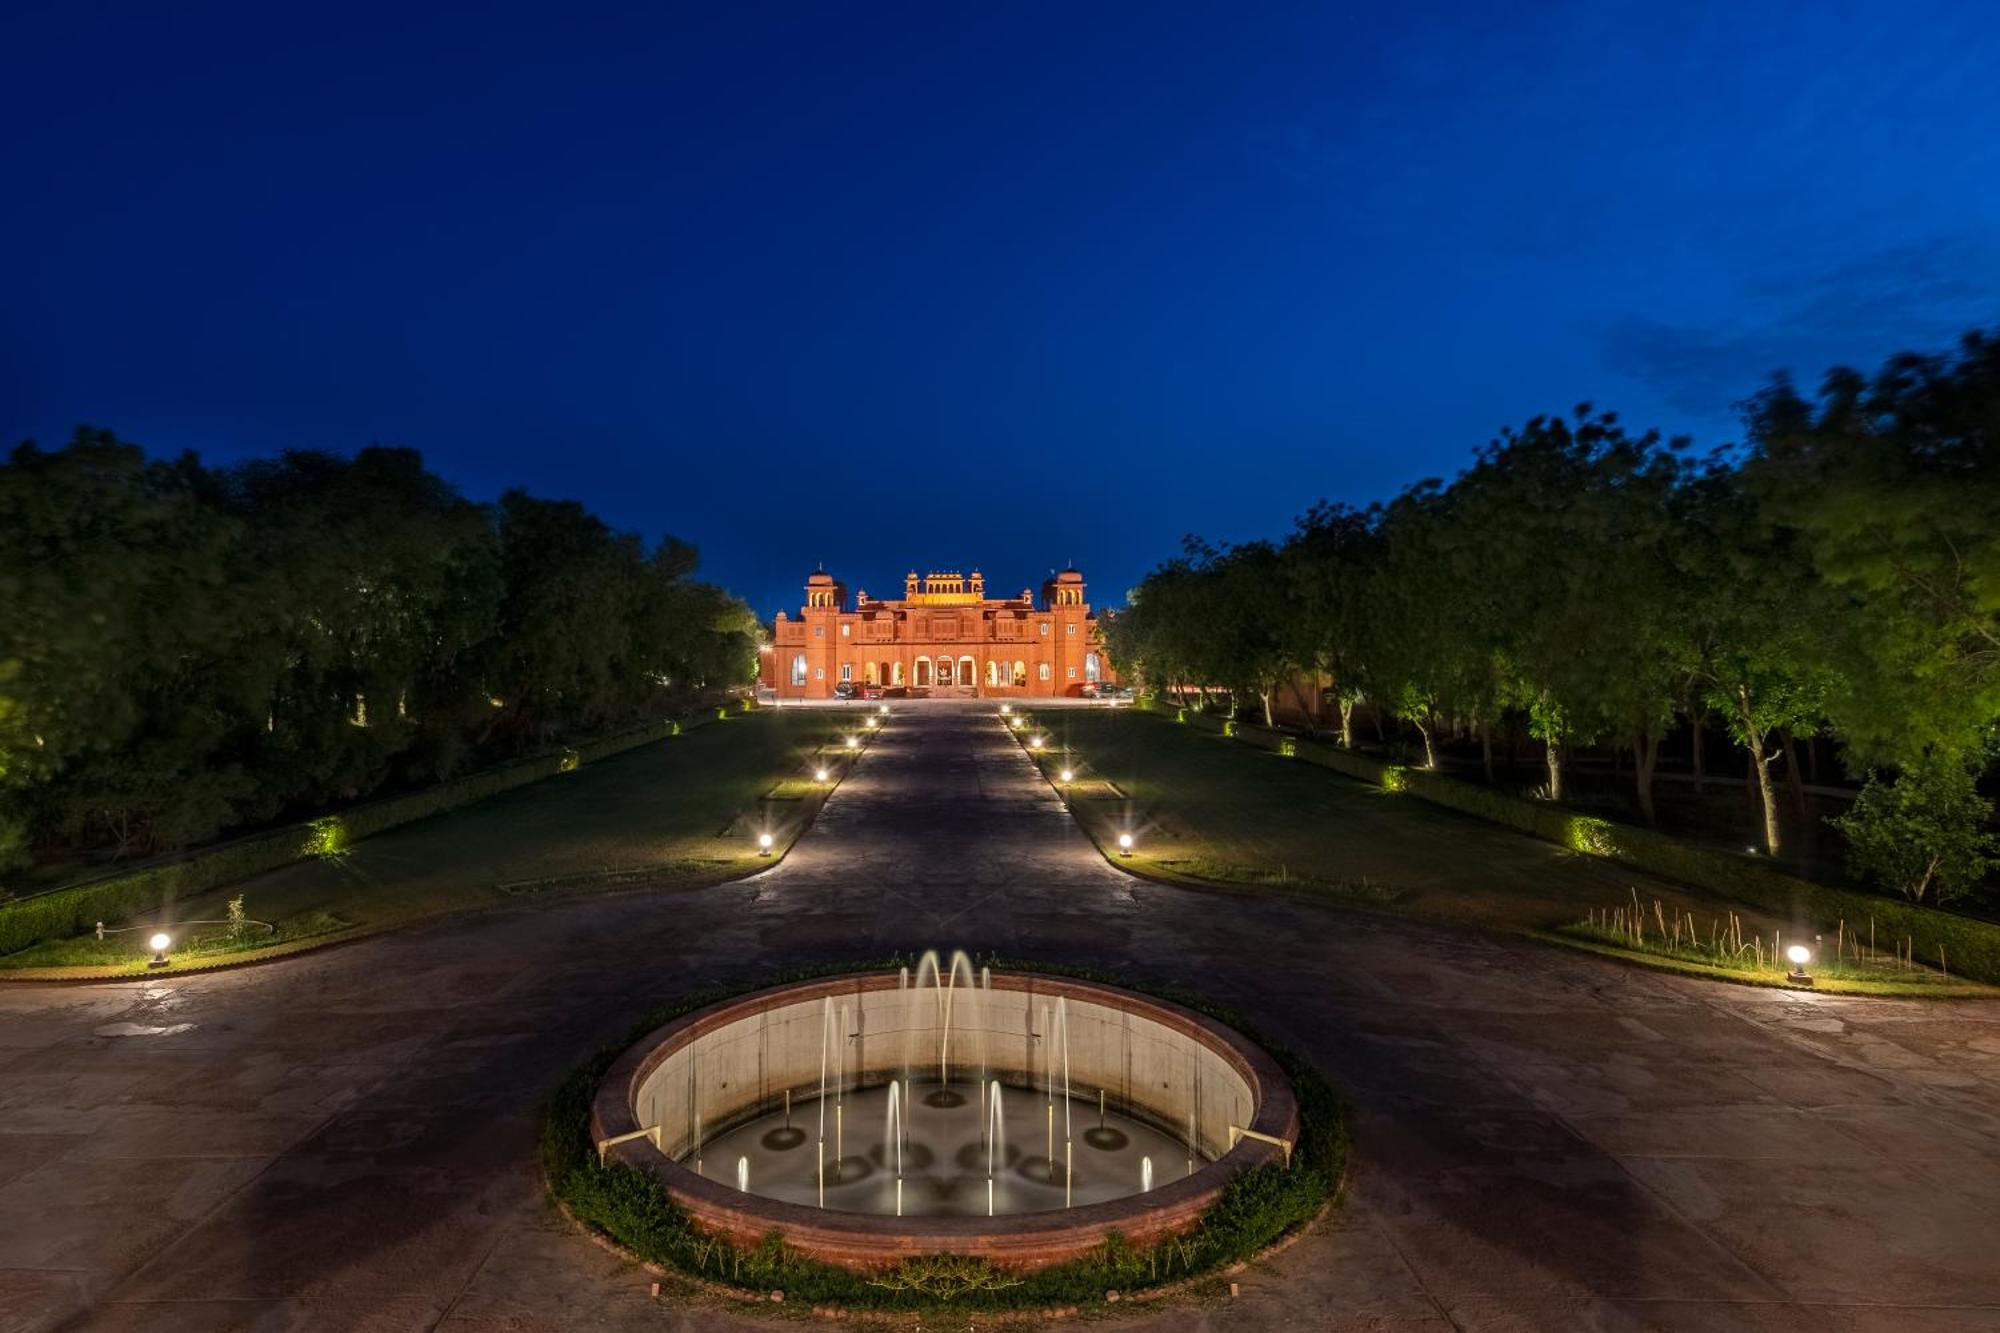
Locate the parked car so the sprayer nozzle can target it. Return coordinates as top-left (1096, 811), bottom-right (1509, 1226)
top-left (856, 682), bottom-right (885, 699)
top-left (1094, 683), bottom-right (1134, 701)
top-left (833, 680), bottom-right (857, 699)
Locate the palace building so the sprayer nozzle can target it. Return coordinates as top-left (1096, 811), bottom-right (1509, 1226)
top-left (762, 567), bottom-right (1118, 699)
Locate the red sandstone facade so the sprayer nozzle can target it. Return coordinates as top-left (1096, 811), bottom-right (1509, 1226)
top-left (762, 567), bottom-right (1117, 700)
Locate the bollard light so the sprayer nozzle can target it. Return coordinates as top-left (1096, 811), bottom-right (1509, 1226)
top-left (148, 932), bottom-right (172, 968)
top-left (1000, 704), bottom-right (1011, 714)
top-left (878, 704), bottom-right (889, 715)
top-left (1118, 832), bottom-right (1134, 857)
top-left (845, 735), bottom-right (858, 749)
top-left (1060, 767), bottom-right (1074, 783)
top-left (814, 767), bottom-right (829, 783)
top-left (864, 716), bottom-right (877, 729)
top-left (1785, 943), bottom-right (1813, 987)
top-left (758, 832), bottom-right (775, 856)
top-left (1030, 735), bottom-right (1045, 750)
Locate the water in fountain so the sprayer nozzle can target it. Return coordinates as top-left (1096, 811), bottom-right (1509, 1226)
top-left (986, 1078), bottom-right (1004, 1216)
top-left (885, 1079), bottom-right (905, 1216)
top-left (686, 954), bottom-right (1216, 1217)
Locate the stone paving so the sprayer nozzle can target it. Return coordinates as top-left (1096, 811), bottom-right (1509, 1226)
top-left (2, 703), bottom-right (1998, 1331)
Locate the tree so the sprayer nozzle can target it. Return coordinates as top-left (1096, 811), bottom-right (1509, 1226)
top-left (1744, 334), bottom-right (2000, 772)
top-left (1832, 757), bottom-right (1996, 904)
top-left (1284, 503), bottom-right (1381, 746)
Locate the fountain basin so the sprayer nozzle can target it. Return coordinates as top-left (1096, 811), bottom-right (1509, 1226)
top-left (589, 969), bottom-right (1299, 1271)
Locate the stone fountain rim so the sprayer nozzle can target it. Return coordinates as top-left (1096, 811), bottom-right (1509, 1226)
top-left (588, 968), bottom-right (1301, 1268)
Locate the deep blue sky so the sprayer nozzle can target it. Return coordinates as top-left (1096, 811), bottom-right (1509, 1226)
top-left (6, 2), bottom-right (1998, 619)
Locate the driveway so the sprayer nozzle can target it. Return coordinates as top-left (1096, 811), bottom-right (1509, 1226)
top-left (3, 703), bottom-right (1998, 1331)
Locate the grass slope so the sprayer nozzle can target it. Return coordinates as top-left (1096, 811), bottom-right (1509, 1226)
top-left (2, 710), bottom-right (850, 976)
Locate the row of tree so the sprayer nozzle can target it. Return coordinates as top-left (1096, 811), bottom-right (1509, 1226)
top-left (1102, 330), bottom-right (2000, 904)
top-left (0, 431), bottom-right (759, 874)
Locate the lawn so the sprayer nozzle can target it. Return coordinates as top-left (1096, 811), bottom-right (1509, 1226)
top-left (1018, 708), bottom-right (1989, 995)
top-left (0, 709), bottom-right (851, 975)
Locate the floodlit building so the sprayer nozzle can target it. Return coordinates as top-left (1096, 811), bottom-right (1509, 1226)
top-left (763, 567), bottom-right (1117, 699)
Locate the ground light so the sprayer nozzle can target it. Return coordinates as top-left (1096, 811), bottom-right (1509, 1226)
top-left (1030, 735), bottom-right (1045, 750)
top-left (758, 832), bottom-right (775, 857)
top-left (1785, 944), bottom-right (1814, 988)
top-left (864, 717), bottom-right (877, 729)
top-left (147, 932), bottom-right (172, 968)
top-left (1118, 832), bottom-right (1134, 857)
top-left (1059, 767), bottom-right (1074, 783)
top-left (1000, 703), bottom-right (1011, 714)
top-left (845, 735), bottom-right (858, 749)
top-left (815, 767), bottom-right (829, 783)
top-left (878, 704), bottom-right (889, 715)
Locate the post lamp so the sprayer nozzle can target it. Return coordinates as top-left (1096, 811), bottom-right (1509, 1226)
top-left (147, 932), bottom-right (173, 968)
top-left (1117, 832), bottom-right (1134, 858)
top-left (1785, 944), bottom-right (1813, 988)
top-left (758, 832), bottom-right (775, 857)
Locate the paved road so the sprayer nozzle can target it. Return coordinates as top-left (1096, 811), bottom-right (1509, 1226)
top-left (3, 705), bottom-right (1999, 1332)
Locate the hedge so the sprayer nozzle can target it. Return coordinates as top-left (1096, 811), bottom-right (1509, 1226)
top-left (1142, 700), bottom-right (2000, 985)
top-left (0, 710), bottom-right (723, 957)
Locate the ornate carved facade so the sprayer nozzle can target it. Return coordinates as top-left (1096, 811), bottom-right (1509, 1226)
top-left (762, 567), bottom-right (1117, 699)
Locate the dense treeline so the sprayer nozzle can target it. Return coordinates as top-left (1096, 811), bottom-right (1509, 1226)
top-left (0, 431), bottom-right (758, 875)
top-left (1104, 331), bottom-right (2000, 905)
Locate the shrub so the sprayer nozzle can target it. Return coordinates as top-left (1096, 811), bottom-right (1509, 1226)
top-left (1832, 762), bottom-right (1997, 905)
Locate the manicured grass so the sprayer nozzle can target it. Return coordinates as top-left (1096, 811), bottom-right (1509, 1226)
top-left (1016, 709), bottom-right (1990, 996)
top-left (0, 710), bottom-right (850, 976)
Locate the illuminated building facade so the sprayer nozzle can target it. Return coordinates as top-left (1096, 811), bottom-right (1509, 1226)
top-left (763, 567), bottom-right (1116, 699)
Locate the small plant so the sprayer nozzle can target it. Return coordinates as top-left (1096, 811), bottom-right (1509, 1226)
top-left (1379, 765), bottom-right (1408, 794)
top-left (670, 719), bottom-right (682, 736)
top-left (559, 748), bottom-right (581, 773)
top-left (1566, 816), bottom-right (1617, 857)
top-left (866, 1255), bottom-right (1024, 1299)
top-left (1222, 719), bottom-right (1237, 738)
top-left (226, 893), bottom-right (248, 941)
top-left (1278, 737), bottom-right (1297, 758)
top-left (304, 816), bottom-right (347, 858)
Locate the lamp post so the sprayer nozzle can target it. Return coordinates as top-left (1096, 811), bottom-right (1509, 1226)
top-left (758, 832), bottom-right (775, 857)
top-left (1785, 944), bottom-right (1813, 988)
top-left (147, 932), bottom-right (173, 968)
top-left (1118, 833), bottom-right (1134, 858)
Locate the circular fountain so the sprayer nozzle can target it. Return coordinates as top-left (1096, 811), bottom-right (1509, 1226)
top-left (589, 954), bottom-right (1299, 1271)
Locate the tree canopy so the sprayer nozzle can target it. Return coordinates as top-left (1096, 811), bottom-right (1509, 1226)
top-left (0, 432), bottom-right (757, 875)
top-left (1101, 329), bottom-right (2000, 902)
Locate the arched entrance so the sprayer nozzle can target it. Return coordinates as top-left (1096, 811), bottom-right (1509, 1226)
top-left (914, 659), bottom-right (930, 687)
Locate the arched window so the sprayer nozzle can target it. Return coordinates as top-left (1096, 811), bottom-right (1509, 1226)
top-left (865, 661), bottom-right (878, 684)
top-left (1013, 660), bottom-right (1027, 687)
top-left (790, 654), bottom-right (808, 686)
top-left (986, 660), bottom-right (1001, 686)
top-left (1038, 662), bottom-right (1051, 682)
top-left (892, 660), bottom-right (905, 686)
top-left (1085, 653), bottom-right (1100, 682)
top-left (915, 658), bottom-right (930, 686)
top-left (959, 656), bottom-right (974, 687)
top-left (936, 657), bottom-right (954, 687)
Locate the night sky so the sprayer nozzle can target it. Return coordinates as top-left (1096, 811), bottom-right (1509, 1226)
top-left (6, 2), bottom-right (1998, 620)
